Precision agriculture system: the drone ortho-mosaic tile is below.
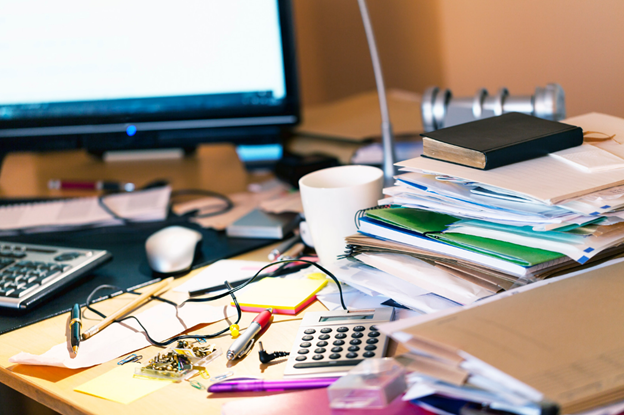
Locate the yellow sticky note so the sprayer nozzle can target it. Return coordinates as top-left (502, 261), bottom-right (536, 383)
top-left (234, 278), bottom-right (328, 314)
top-left (74, 363), bottom-right (173, 404)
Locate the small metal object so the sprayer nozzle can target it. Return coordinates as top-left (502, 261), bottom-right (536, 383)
top-left (189, 380), bottom-right (206, 390)
top-left (210, 371), bottom-right (234, 382)
top-left (118, 353), bottom-right (141, 365)
top-left (421, 83), bottom-right (566, 132)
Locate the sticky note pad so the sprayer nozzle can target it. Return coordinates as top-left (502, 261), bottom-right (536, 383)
top-left (234, 277), bottom-right (328, 315)
top-left (75, 363), bottom-right (173, 404)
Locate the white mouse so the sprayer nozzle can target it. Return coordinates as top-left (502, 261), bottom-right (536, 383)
top-left (145, 226), bottom-right (203, 274)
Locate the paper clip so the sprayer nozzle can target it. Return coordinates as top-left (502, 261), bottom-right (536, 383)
top-left (189, 380), bottom-right (205, 390)
top-left (210, 371), bottom-right (234, 382)
top-left (117, 354), bottom-right (141, 365)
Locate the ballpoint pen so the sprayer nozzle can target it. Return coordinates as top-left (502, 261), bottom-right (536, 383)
top-left (268, 233), bottom-right (301, 261)
top-left (48, 179), bottom-right (135, 192)
top-left (208, 377), bottom-right (339, 393)
top-left (278, 242), bottom-right (305, 260)
top-left (82, 277), bottom-right (173, 341)
top-left (69, 303), bottom-right (82, 354)
top-left (226, 308), bottom-right (273, 360)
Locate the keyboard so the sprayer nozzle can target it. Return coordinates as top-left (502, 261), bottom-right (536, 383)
top-left (0, 241), bottom-right (111, 310)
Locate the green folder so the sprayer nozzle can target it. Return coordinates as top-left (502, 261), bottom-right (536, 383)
top-left (365, 207), bottom-right (564, 266)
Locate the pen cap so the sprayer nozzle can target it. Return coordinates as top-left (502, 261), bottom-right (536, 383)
top-left (254, 308), bottom-right (273, 327)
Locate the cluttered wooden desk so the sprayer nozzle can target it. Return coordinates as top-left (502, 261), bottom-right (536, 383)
top-left (0, 144), bottom-right (338, 415)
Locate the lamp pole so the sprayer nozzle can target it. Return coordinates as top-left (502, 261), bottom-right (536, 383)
top-left (357, 0), bottom-right (396, 187)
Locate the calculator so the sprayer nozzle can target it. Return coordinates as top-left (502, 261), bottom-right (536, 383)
top-left (283, 308), bottom-right (394, 378)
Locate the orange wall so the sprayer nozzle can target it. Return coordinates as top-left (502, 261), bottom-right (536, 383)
top-left (293, 0), bottom-right (624, 118)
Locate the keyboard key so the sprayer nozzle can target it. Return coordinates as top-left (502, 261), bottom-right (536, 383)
top-left (314, 348), bottom-right (326, 354)
top-left (333, 340), bottom-right (345, 346)
top-left (368, 331), bottom-right (380, 338)
top-left (318, 334), bottom-right (330, 340)
top-left (366, 338), bottom-right (379, 345)
top-left (351, 332), bottom-right (363, 338)
top-left (349, 339), bottom-right (362, 345)
top-left (353, 326), bottom-right (365, 332)
top-left (300, 342), bottom-right (311, 348)
top-left (312, 354), bottom-right (324, 360)
top-left (363, 351), bottom-right (375, 358)
top-left (302, 335), bottom-right (313, 341)
top-left (337, 327), bottom-right (349, 333)
top-left (298, 349), bottom-right (309, 354)
top-left (364, 345), bottom-right (377, 351)
top-left (348, 346), bottom-right (360, 352)
top-left (295, 356), bottom-right (307, 361)
top-left (335, 333), bottom-right (347, 339)
top-left (329, 353), bottom-right (341, 359)
top-left (346, 352), bottom-right (358, 359)
top-left (320, 328), bottom-right (332, 333)
top-left (331, 347), bottom-right (343, 353)
top-left (316, 341), bottom-right (328, 347)
top-left (304, 329), bottom-right (316, 334)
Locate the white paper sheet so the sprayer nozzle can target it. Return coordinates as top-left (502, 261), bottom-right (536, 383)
top-left (9, 301), bottom-right (235, 369)
top-left (323, 259), bottom-right (460, 314)
top-left (0, 186), bottom-right (170, 233)
top-left (174, 259), bottom-right (270, 293)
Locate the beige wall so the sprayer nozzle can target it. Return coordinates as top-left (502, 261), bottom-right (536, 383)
top-left (293, 0), bottom-right (624, 118)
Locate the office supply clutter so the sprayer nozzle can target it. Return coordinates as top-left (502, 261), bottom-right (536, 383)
top-left (0, 241), bottom-right (111, 310)
top-left (378, 259), bottom-right (624, 415)
top-left (421, 112), bottom-right (583, 169)
top-left (226, 308), bottom-right (273, 360)
top-left (283, 308), bottom-right (394, 378)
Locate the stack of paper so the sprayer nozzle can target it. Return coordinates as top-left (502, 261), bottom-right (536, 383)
top-left (0, 186), bottom-right (171, 235)
top-left (342, 113), bottom-right (624, 308)
top-left (378, 259), bottom-right (624, 415)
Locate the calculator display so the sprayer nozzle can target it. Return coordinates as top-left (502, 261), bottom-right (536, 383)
top-left (319, 314), bottom-right (373, 322)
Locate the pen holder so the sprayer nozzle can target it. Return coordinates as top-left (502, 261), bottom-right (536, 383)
top-left (327, 358), bottom-right (407, 409)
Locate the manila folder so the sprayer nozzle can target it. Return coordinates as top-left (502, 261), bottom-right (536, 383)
top-left (397, 259), bottom-right (624, 414)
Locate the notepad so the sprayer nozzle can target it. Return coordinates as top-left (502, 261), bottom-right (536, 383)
top-left (233, 277), bottom-right (328, 315)
top-left (74, 363), bottom-right (173, 404)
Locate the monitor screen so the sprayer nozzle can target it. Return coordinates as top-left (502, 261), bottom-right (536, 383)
top-left (0, 0), bottom-right (299, 155)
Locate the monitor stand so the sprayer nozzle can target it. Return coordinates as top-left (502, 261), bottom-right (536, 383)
top-left (101, 148), bottom-right (186, 162)
top-left (0, 144), bottom-right (249, 199)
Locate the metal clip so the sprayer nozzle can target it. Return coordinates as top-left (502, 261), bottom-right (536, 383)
top-left (118, 353), bottom-right (141, 365)
top-left (189, 380), bottom-right (206, 390)
top-left (210, 371), bottom-right (234, 382)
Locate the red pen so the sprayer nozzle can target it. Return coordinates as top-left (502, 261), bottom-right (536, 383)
top-left (226, 308), bottom-right (273, 360)
top-left (48, 179), bottom-right (135, 192)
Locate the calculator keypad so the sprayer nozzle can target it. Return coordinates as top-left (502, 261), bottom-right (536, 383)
top-left (284, 308), bottom-right (394, 378)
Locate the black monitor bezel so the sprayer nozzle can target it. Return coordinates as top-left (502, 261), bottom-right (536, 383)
top-left (0, 0), bottom-right (300, 153)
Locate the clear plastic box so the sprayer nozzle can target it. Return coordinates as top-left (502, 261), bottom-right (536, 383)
top-left (327, 358), bottom-right (407, 409)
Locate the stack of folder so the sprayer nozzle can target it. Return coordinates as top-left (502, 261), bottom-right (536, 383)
top-left (377, 259), bottom-right (624, 415)
top-left (342, 113), bottom-right (624, 309)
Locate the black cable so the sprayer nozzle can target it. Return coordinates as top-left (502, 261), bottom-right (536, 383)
top-left (82, 259), bottom-right (347, 348)
top-left (170, 189), bottom-right (234, 219)
top-left (185, 259), bottom-right (348, 311)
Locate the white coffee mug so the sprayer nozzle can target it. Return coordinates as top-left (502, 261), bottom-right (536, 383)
top-left (299, 165), bottom-right (384, 265)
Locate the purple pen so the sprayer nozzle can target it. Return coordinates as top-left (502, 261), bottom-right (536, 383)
top-left (208, 377), bottom-right (339, 393)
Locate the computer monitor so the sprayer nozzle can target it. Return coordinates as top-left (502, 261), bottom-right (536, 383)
top-left (0, 0), bottom-right (299, 160)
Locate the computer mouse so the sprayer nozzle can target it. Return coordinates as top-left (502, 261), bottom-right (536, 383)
top-left (145, 226), bottom-right (203, 274)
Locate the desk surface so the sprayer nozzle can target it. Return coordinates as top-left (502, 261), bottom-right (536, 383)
top-left (0, 145), bottom-right (345, 415)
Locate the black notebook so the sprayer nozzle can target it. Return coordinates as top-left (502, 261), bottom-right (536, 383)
top-left (421, 112), bottom-right (583, 170)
